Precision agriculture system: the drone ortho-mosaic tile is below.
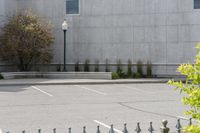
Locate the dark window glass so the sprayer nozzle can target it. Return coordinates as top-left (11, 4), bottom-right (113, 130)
top-left (194, 0), bottom-right (200, 9)
top-left (66, 0), bottom-right (79, 14)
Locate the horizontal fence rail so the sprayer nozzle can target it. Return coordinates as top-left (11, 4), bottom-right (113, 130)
top-left (4, 118), bottom-right (193, 133)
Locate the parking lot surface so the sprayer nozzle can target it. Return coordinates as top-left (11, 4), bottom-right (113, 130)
top-left (0, 83), bottom-right (188, 133)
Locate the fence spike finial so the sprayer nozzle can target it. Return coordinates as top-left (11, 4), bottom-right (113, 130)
top-left (69, 127), bottom-right (72, 133)
top-left (109, 124), bottom-right (115, 133)
top-left (83, 126), bottom-right (86, 133)
top-left (160, 120), bottom-right (169, 133)
top-left (176, 119), bottom-right (182, 133)
top-left (96, 125), bottom-right (100, 133)
top-left (135, 122), bottom-right (141, 133)
top-left (189, 118), bottom-right (192, 126)
top-left (122, 123), bottom-right (128, 133)
top-left (53, 128), bottom-right (56, 133)
top-left (148, 122), bottom-right (155, 133)
top-left (38, 128), bottom-right (41, 133)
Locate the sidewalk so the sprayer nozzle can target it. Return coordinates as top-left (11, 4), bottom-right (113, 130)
top-left (0, 78), bottom-right (183, 86)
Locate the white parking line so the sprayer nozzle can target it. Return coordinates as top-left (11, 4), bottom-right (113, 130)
top-left (74, 85), bottom-right (107, 95)
top-left (0, 128), bottom-right (2, 133)
top-left (94, 120), bottom-right (122, 133)
top-left (31, 86), bottom-right (53, 97)
top-left (177, 116), bottom-right (189, 120)
top-left (119, 85), bottom-right (155, 94)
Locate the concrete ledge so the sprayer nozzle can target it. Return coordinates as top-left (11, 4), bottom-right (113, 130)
top-left (1, 72), bottom-right (112, 80)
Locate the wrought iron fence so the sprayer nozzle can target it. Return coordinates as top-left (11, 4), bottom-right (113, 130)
top-left (5, 118), bottom-right (193, 133)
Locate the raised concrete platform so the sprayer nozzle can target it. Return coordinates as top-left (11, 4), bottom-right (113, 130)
top-left (1, 72), bottom-right (112, 80)
top-left (0, 78), bottom-right (185, 86)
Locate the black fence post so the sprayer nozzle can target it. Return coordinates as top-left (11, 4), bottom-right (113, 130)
top-left (123, 123), bottom-right (128, 133)
top-left (148, 122), bottom-right (155, 133)
top-left (96, 126), bottom-right (100, 133)
top-left (53, 128), bottom-right (56, 133)
top-left (109, 124), bottom-right (115, 133)
top-left (189, 118), bottom-right (192, 126)
top-left (83, 126), bottom-right (86, 133)
top-left (135, 122), bottom-right (141, 133)
top-left (69, 128), bottom-right (72, 133)
top-left (176, 119), bottom-right (182, 133)
top-left (160, 120), bottom-right (169, 133)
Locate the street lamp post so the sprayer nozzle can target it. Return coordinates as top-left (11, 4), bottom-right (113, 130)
top-left (62, 19), bottom-right (68, 71)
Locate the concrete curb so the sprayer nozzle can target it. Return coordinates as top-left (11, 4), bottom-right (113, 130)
top-left (1, 72), bottom-right (112, 80)
top-left (0, 78), bottom-right (183, 86)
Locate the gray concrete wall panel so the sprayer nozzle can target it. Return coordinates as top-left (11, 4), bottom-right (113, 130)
top-left (1, 0), bottom-right (200, 75)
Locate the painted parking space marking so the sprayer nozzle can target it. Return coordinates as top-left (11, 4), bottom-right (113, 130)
top-left (0, 128), bottom-right (2, 133)
top-left (31, 86), bottom-right (53, 97)
top-left (177, 116), bottom-right (189, 120)
top-left (94, 120), bottom-right (122, 133)
top-left (74, 85), bottom-right (107, 95)
top-left (118, 85), bottom-right (155, 94)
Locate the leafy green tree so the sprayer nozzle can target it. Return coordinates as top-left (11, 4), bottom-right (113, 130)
top-left (0, 10), bottom-right (54, 71)
top-left (168, 43), bottom-right (200, 132)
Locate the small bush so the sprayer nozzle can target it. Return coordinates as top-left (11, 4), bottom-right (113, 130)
top-left (94, 60), bottom-right (99, 72)
top-left (0, 74), bottom-right (4, 79)
top-left (133, 72), bottom-right (142, 78)
top-left (105, 59), bottom-right (110, 72)
top-left (116, 59), bottom-right (125, 78)
top-left (116, 59), bottom-right (122, 73)
top-left (75, 61), bottom-right (80, 72)
top-left (137, 60), bottom-right (143, 77)
top-left (146, 61), bottom-right (152, 78)
top-left (127, 59), bottom-right (133, 78)
top-left (56, 64), bottom-right (61, 72)
top-left (84, 59), bottom-right (90, 72)
top-left (112, 72), bottom-right (119, 79)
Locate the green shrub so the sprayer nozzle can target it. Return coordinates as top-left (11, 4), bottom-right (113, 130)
top-left (84, 59), bottom-right (90, 72)
top-left (112, 72), bottom-right (119, 79)
top-left (146, 61), bottom-right (152, 78)
top-left (133, 72), bottom-right (142, 78)
top-left (0, 74), bottom-right (3, 79)
top-left (116, 59), bottom-right (122, 73)
top-left (127, 59), bottom-right (133, 78)
top-left (137, 60), bottom-right (143, 77)
top-left (75, 61), bottom-right (80, 72)
top-left (105, 59), bottom-right (110, 72)
top-left (94, 60), bottom-right (99, 72)
top-left (116, 59), bottom-right (125, 78)
top-left (56, 64), bottom-right (61, 72)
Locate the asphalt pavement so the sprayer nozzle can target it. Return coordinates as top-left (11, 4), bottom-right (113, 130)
top-left (0, 81), bottom-right (189, 133)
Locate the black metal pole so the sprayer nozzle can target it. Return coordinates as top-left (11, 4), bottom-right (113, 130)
top-left (63, 30), bottom-right (66, 71)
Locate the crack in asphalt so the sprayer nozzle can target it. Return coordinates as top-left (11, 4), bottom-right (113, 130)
top-left (118, 102), bottom-right (180, 119)
top-left (0, 99), bottom-right (177, 108)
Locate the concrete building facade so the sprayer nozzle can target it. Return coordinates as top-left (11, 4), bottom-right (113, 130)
top-left (0, 0), bottom-right (200, 76)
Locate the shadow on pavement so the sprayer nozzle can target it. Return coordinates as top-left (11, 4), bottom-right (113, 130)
top-left (0, 86), bottom-right (29, 92)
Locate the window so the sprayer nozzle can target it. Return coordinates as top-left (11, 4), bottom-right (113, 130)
top-left (66, 0), bottom-right (79, 14)
top-left (194, 0), bottom-right (200, 9)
